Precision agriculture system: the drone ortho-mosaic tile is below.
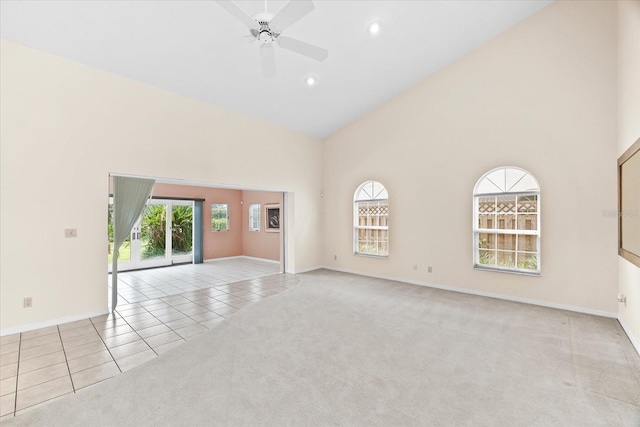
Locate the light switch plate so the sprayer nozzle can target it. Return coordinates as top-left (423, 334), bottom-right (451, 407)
top-left (65, 228), bottom-right (77, 238)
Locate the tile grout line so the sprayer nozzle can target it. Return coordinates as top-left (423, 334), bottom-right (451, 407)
top-left (165, 288), bottom-right (241, 319)
top-left (137, 297), bottom-right (213, 344)
top-left (119, 275), bottom-right (169, 301)
top-left (129, 279), bottom-right (255, 340)
top-left (57, 325), bottom-right (77, 394)
top-left (90, 314), bottom-right (129, 373)
top-left (10, 328), bottom-right (71, 417)
top-left (135, 304), bottom-right (188, 349)
top-left (112, 309), bottom-right (160, 358)
top-left (88, 318), bottom-right (124, 374)
top-left (57, 324), bottom-right (115, 375)
top-left (11, 332), bottom-right (23, 418)
top-left (165, 305), bottom-right (217, 330)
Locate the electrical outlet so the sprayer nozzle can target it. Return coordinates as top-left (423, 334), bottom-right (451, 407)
top-left (23, 297), bottom-right (33, 308)
top-left (334, 255), bottom-right (337, 260)
top-left (413, 265), bottom-right (418, 270)
top-left (65, 228), bottom-right (77, 238)
top-left (428, 266), bottom-right (433, 273)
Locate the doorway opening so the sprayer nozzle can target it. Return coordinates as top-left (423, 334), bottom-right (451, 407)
top-left (108, 175), bottom-right (287, 276)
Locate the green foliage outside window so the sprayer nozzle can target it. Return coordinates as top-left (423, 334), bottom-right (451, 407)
top-left (142, 205), bottom-right (167, 257)
top-left (171, 206), bottom-right (193, 254)
top-left (478, 251), bottom-right (537, 270)
top-left (141, 205), bottom-right (193, 257)
top-left (211, 204), bottom-right (229, 231)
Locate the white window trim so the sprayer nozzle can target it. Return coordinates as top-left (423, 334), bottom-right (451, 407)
top-left (211, 203), bottom-right (230, 232)
top-left (353, 181), bottom-right (389, 258)
top-left (473, 167), bottom-right (541, 276)
top-left (249, 203), bottom-right (260, 231)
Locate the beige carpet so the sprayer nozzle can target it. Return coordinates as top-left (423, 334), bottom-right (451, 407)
top-left (4, 270), bottom-right (640, 426)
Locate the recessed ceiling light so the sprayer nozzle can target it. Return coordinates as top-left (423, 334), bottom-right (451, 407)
top-left (368, 21), bottom-right (381, 35)
top-left (306, 76), bottom-right (317, 86)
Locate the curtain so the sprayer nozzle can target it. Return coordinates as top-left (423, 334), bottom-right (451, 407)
top-left (111, 176), bottom-right (155, 311)
top-left (193, 200), bottom-right (204, 264)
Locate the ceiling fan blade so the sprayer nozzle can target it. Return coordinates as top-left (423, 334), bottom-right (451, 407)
top-left (269, 0), bottom-right (314, 33)
top-left (216, 0), bottom-right (258, 30)
top-left (261, 44), bottom-right (276, 77)
top-left (277, 36), bottom-right (328, 62)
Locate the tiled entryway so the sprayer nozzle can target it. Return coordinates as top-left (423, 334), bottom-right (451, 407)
top-left (0, 269), bottom-right (299, 422)
top-left (110, 257), bottom-right (281, 304)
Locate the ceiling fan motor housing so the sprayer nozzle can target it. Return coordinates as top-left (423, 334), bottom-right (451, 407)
top-left (259, 25), bottom-right (276, 43)
top-left (252, 12), bottom-right (279, 44)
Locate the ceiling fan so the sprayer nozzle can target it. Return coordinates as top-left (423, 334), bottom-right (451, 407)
top-left (216, 0), bottom-right (328, 77)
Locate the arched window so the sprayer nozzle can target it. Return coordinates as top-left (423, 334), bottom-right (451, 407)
top-left (473, 167), bottom-right (540, 274)
top-left (354, 181), bottom-right (389, 257)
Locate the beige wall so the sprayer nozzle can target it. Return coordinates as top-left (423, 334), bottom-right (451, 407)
top-left (322, 0), bottom-right (619, 314)
top-left (241, 191), bottom-right (282, 262)
top-left (617, 0), bottom-right (640, 349)
top-left (0, 39), bottom-right (322, 331)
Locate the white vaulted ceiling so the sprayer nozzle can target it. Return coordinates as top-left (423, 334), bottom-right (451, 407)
top-left (0, 0), bottom-right (552, 138)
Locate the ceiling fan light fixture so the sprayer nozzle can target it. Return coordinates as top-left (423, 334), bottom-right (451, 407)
top-left (368, 21), bottom-right (381, 35)
top-left (306, 75), bottom-right (317, 86)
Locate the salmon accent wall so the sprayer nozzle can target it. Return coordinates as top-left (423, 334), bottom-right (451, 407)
top-left (151, 183), bottom-right (280, 261)
top-left (241, 191), bottom-right (282, 261)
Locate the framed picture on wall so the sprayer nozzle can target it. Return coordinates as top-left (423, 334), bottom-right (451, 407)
top-left (618, 137), bottom-right (640, 268)
top-left (265, 204), bottom-right (280, 232)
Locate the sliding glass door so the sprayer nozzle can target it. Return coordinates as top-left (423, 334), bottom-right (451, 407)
top-left (170, 201), bottom-right (193, 264)
top-left (108, 199), bottom-right (194, 272)
top-left (138, 202), bottom-right (170, 269)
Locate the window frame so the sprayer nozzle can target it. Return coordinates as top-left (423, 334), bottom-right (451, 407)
top-left (353, 181), bottom-right (389, 258)
top-left (210, 203), bottom-right (229, 232)
top-left (249, 203), bottom-right (260, 231)
top-left (473, 167), bottom-right (540, 276)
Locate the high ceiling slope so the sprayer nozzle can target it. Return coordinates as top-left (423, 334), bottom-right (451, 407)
top-left (0, 0), bottom-right (552, 138)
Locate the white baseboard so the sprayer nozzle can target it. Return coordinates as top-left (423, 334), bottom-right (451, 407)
top-left (289, 265), bottom-right (323, 274)
top-left (0, 309), bottom-right (110, 337)
top-left (204, 255), bottom-right (279, 264)
top-left (239, 255), bottom-right (280, 265)
top-left (318, 266), bottom-right (618, 319)
top-left (204, 255), bottom-right (243, 262)
top-left (618, 317), bottom-right (640, 357)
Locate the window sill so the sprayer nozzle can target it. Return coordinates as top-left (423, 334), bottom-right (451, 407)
top-left (354, 253), bottom-right (389, 259)
top-left (474, 265), bottom-right (540, 277)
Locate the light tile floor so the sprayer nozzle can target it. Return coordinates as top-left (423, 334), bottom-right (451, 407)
top-left (111, 257), bottom-right (280, 304)
top-left (0, 261), bottom-right (298, 422)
